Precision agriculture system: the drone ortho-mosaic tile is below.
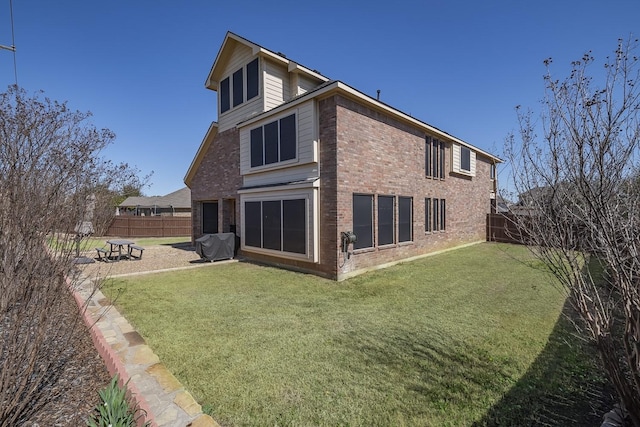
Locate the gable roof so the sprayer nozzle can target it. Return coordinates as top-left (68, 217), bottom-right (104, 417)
top-left (186, 33), bottom-right (502, 187)
top-left (205, 31), bottom-right (329, 91)
top-left (120, 187), bottom-right (191, 209)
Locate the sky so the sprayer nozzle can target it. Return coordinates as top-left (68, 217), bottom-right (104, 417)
top-left (1, 0), bottom-right (638, 196)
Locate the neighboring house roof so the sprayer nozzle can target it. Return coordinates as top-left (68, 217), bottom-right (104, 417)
top-left (185, 32), bottom-right (502, 187)
top-left (119, 187), bottom-right (191, 209)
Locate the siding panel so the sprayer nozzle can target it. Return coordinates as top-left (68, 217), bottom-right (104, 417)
top-left (264, 59), bottom-right (289, 110)
top-left (217, 45), bottom-right (265, 132)
top-left (239, 100), bottom-right (317, 176)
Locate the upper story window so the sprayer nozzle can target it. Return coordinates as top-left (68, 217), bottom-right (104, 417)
top-left (425, 136), bottom-right (445, 179)
top-left (490, 163), bottom-right (496, 180)
top-left (250, 114), bottom-right (297, 168)
top-left (452, 143), bottom-right (476, 176)
top-left (220, 57), bottom-right (260, 114)
top-left (461, 146), bottom-right (471, 173)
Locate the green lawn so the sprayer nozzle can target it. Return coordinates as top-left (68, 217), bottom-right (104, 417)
top-left (103, 243), bottom-right (611, 426)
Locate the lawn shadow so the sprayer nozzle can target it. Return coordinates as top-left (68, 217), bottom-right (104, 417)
top-left (338, 298), bottom-right (614, 426)
top-left (472, 299), bottom-right (616, 427)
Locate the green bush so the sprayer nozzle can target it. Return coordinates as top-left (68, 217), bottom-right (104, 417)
top-left (87, 374), bottom-right (150, 427)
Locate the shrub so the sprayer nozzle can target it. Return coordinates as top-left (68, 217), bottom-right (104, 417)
top-left (87, 375), bottom-right (150, 427)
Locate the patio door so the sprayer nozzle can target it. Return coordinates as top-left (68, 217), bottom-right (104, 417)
top-left (202, 201), bottom-right (218, 234)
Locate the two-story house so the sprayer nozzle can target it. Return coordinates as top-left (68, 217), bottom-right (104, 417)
top-left (185, 32), bottom-right (501, 280)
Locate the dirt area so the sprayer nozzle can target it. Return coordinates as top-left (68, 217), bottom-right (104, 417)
top-left (9, 286), bottom-right (111, 425)
top-left (11, 243), bottom-right (207, 424)
top-left (78, 242), bottom-right (206, 278)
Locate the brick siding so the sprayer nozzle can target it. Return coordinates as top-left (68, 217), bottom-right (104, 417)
top-left (189, 96), bottom-right (494, 280)
top-left (190, 127), bottom-right (242, 240)
top-left (330, 95), bottom-right (493, 279)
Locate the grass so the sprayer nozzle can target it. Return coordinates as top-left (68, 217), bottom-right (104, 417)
top-left (103, 243), bottom-right (612, 426)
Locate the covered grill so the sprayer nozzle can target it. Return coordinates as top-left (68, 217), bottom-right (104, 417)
top-left (195, 233), bottom-right (235, 262)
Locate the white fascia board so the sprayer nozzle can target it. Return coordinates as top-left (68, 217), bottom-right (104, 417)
top-left (237, 179), bottom-right (320, 195)
top-left (184, 121), bottom-right (218, 187)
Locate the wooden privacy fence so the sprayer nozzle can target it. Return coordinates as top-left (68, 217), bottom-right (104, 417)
top-left (486, 213), bottom-right (526, 244)
top-left (105, 216), bottom-right (191, 238)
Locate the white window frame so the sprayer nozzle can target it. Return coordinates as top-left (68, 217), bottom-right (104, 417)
top-left (452, 143), bottom-right (476, 177)
top-left (240, 186), bottom-right (318, 262)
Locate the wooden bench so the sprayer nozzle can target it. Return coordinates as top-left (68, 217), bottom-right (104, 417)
top-left (95, 247), bottom-right (112, 262)
top-left (128, 245), bottom-right (144, 260)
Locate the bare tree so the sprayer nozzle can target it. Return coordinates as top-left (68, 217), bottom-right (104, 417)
top-left (505, 38), bottom-right (640, 425)
top-left (0, 86), bottom-right (146, 424)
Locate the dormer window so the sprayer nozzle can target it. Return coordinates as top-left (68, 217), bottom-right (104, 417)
top-left (220, 57), bottom-right (260, 114)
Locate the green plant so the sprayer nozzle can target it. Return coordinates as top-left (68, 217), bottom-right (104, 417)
top-left (87, 374), bottom-right (150, 427)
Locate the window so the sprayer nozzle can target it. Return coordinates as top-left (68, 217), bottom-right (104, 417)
top-left (232, 68), bottom-right (244, 107)
top-left (427, 137), bottom-right (446, 179)
top-left (247, 58), bottom-right (259, 100)
top-left (490, 163), bottom-right (496, 180)
top-left (220, 78), bottom-right (230, 113)
top-left (244, 199), bottom-right (307, 254)
top-left (279, 114), bottom-right (296, 161)
top-left (282, 199), bottom-right (306, 254)
top-left (262, 200), bottom-right (281, 250)
top-left (245, 201), bottom-right (262, 248)
top-left (461, 146), bottom-right (471, 172)
top-left (353, 194), bottom-right (373, 249)
top-left (264, 121), bottom-right (279, 165)
top-left (220, 58), bottom-right (260, 114)
top-left (425, 136), bottom-right (432, 177)
top-left (428, 198), bottom-right (446, 232)
top-left (202, 202), bottom-right (218, 234)
top-left (432, 139), bottom-right (439, 178)
top-left (425, 198), bottom-right (431, 232)
top-left (378, 196), bottom-right (395, 246)
top-left (398, 197), bottom-right (412, 242)
top-left (250, 114), bottom-right (297, 167)
top-left (439, 140), bottom-right (445, 179)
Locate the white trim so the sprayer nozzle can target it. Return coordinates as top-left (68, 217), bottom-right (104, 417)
top-left (249, 110), bottom-right (298, 170)
top-left (218, 57), bottom-right (261, 118)
top-left (451, 143), bottom-right (476, 177)
top-left (237, 179), bottom-right (319, 195)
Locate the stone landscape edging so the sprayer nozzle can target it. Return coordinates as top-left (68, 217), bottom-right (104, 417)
top-left (68, 275), bottom-right (219, 427)
top-left (69, 277), bottom-right (157, 427)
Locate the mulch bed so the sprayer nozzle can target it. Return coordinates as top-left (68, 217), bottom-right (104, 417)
top-left (2, 281), bottom-right (111, 425)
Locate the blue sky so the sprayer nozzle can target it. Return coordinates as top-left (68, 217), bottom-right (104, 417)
top-left (1, 1), bottom-right (638, 196)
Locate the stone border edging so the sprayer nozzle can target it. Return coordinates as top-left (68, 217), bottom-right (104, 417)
top-left (69, 279), bottom-right (157, 427)
top-left (68, 276), bottom-right (219, 427)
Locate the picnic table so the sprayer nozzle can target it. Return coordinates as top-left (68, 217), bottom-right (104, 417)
top-left (95, 239), bottom-right (145, 262)
top-left (107, 239), bottom-right (134, 261)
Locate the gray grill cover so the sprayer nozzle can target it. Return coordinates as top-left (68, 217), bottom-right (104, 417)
top-left (195, 233), bottom-right (235, 261)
